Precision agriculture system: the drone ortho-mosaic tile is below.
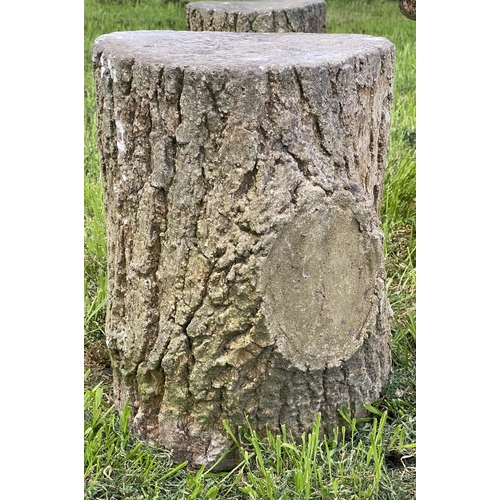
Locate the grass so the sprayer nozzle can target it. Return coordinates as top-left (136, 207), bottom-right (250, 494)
top-left (85, 381), bottom-right (415, 499)
top-left (84, 0), bottom-right (416, 497)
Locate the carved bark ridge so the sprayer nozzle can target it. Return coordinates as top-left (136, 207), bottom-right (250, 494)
top-left (186, 0), bottom-right (326, 33)
top-left (92, 30), bottom-right (395, 469)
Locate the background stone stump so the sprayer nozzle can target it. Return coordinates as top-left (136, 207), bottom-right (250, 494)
top-left (398, 0), bottom-right (416, 21)
top-left (186, 0), bottom-right (326, 33)
top-left (92, 30), bottom-right (395, 468)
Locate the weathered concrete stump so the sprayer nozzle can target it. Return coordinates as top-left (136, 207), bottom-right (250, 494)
top-left (93, 30), bottom-right (395, 468)
top-left (186, 0), bottom-right (326, 33)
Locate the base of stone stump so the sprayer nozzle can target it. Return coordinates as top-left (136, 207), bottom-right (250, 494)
top-left (93, 30), bottom-right (395, 469)
top-left (186, 0), bottom-right (326, 32)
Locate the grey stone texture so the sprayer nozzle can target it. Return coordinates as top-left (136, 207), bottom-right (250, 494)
top-left (186, 0), bottom-right (326, 33)
top-left (92, 30), bottom-right (395, 469)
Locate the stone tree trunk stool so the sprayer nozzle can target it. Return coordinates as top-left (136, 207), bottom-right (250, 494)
top-left (186, 0), bottom-right (326, 33)
top-left (93, 30), bottom-right (395, 469)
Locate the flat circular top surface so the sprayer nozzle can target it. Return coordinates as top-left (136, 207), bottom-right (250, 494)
top-left (93, 30), bottom-right (393, 69)
top-left (187, 0), bottom-right (324, 13)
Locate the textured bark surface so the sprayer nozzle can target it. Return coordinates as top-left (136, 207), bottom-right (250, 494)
top-left (398, 0), bottom-right (416, 21)
top-left (186, 0), bottom-right (326, 33)
top-left (93, 30), bottom-right (395, 469)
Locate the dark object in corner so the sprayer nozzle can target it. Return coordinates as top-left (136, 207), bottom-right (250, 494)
top-left (398, 0), bottom-right (416, 20)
